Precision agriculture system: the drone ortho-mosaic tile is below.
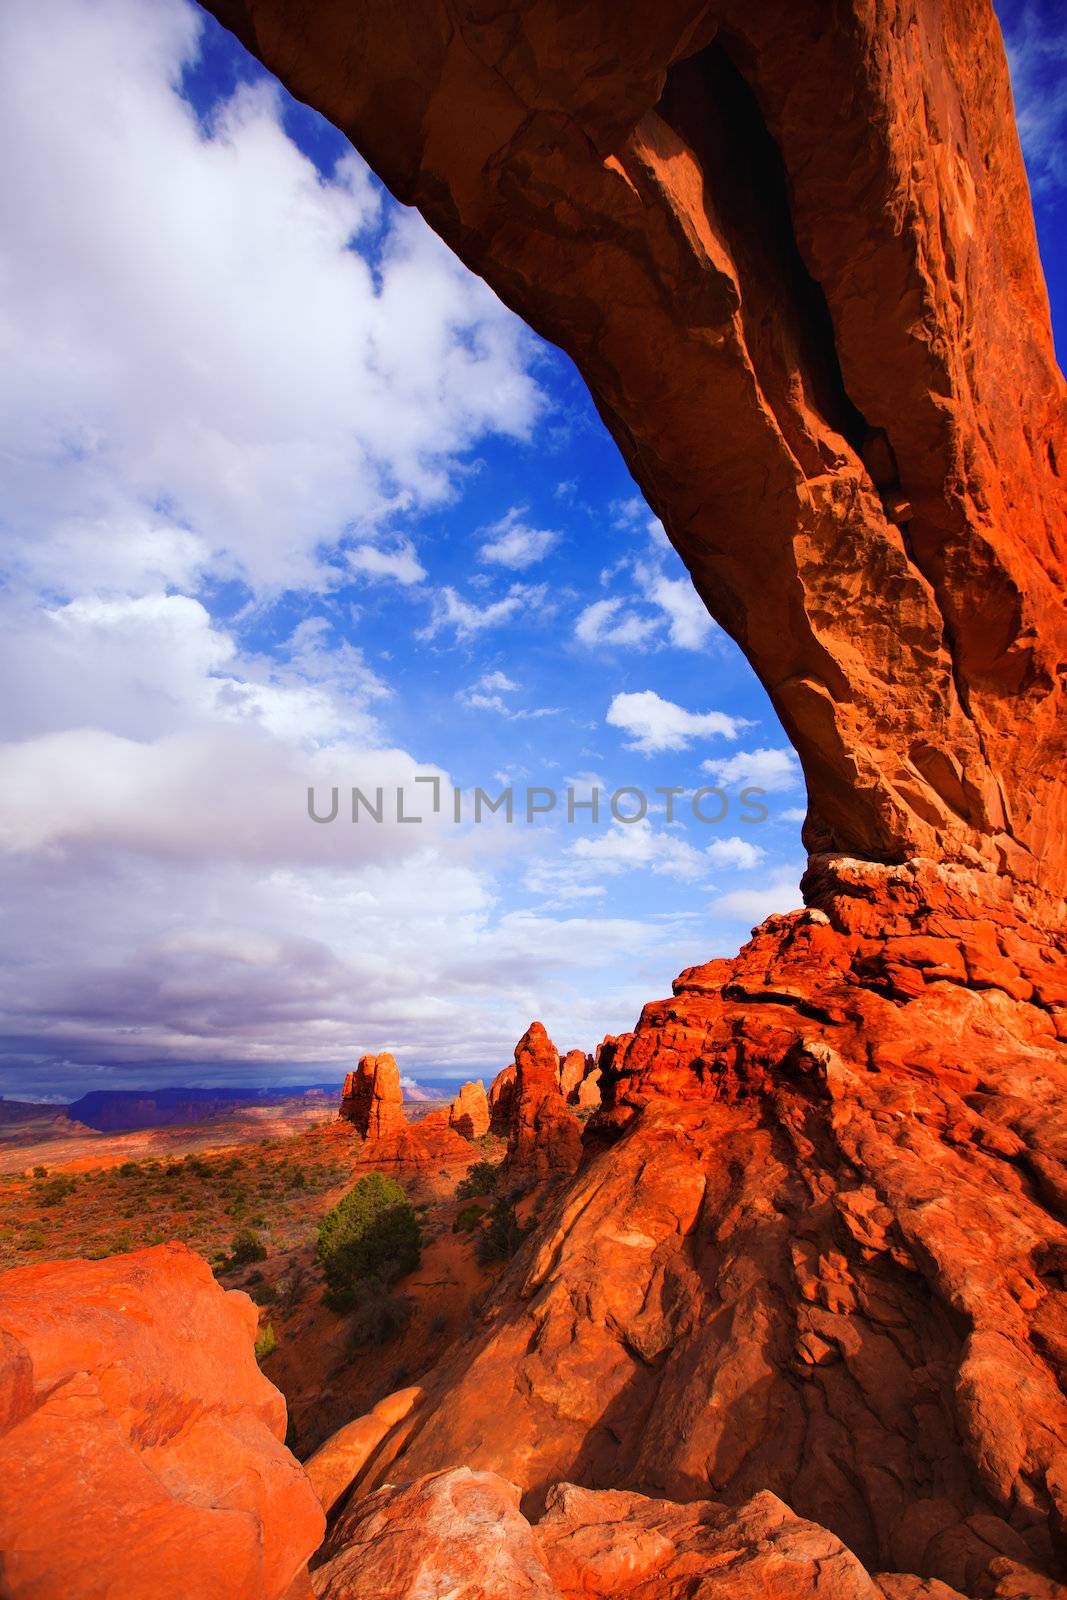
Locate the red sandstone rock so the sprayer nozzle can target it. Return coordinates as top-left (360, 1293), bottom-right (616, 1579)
top-left (557, 1050), bottom-right (587, 1101)
top-left (504, 1023), bottom-right (582, 1184)
top-left (449, 1079), bottom-right (490, 1141)
top-left (574, 1067), bottom-right (601, 1112)
top-left (305, 1386), bottom-right (423, 1519)
top-left (487, 1063), bottom-right (516, 1138)
top-left (536, 1481), bottom-right (889, 1598)
top-left (352, 894), bottom-right (1067, 1596)
top-left (339, 1054), bottom-right (470, 1166)
top-left (313, 1468), bottom-right (562, 1598)
top-left (0, 1242), bottom-right (323, 1600)
top-left (340, 1053), bottom-right (407, 1141)
top-left (312, 1467), bottom-right (941, 1598)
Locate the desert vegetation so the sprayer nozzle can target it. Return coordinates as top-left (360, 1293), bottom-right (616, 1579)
top-left (0, 1122), bottom-right (353, 1271)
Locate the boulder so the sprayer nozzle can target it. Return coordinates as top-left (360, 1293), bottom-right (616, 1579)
top-left (313, 1467), bottom-right (562, 1599)
top-left (0, 1243), bottom-right (323, 1600)
top-left (305, 1386), bottom-right (423, 1519)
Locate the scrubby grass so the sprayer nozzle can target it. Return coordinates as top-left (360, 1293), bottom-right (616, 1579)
top-left (0, 1125), bottom-right (353, 1272)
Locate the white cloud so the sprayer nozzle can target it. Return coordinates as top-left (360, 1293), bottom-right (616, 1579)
top-left (478, 507), bottom-right (559, 569)
top-left (347, 542), bottom-right (427, 585)
top-left (422, 583), bottom-right (546, 641)
top-left (779, 806), bottom-right (807, 824)
top-left (1002, 2), bottom-right (1067, 200)
top-left (607, 690), bottom-right (748, 754)
top-left (705, 835), bottom-right (766, 870)
top-left (710, 868), bottom-right (804, 924)
top-left (634, 561), bottom-right (717, 650)
top-left (575, 598), bottom-right (659, 649)
top-left (571, 818), bottom-right (707, 882)
top-left (580, 520), bottom-right (715, 654)
top-left (0, 0), bottom-right (542, 599)
top-left (700, 747), bottom-right (801, 791)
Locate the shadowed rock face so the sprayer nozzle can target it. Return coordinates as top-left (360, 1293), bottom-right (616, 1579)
top-left (204, 0), bottom-right (1065, 909)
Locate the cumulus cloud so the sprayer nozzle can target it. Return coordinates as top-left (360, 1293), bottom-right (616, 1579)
top-left (700, 747), bottom-right (801, 791)
top-left (421, 583), bottom-right (546, 641)
top-left (571, 819), bottom-right (708, 882)
top-left (607, 690), bottom-right (748, 754)
top-left (581, 506), bottom-right (716, 653)
top-left (705, 835), bottom-right (766, 870)
top-left (575, 598), bottom-right (660, 649)
top-left (1001, 0), bottom-right (1067, 201)
top-left (710, 868), bottom-right (804, 924)
top-left (478, 507), bottom-right (559, 568)
top-left (633, 560), bottom-right (717, 649)
top-left (0, 0), bottom-right (542, 599)
top-left (347, 542), bottom-right (428, 585)
top-left (457, 670), bottom-right (557, 717)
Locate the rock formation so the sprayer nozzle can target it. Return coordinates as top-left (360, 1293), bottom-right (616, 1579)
top-left (340, 1053), bottom-right (406, 1142)
top-left (312, 1466), bottom-right (960, 1599)
top-left (205, 0), bottom-right (1066, 911)
top-left (487, 1063), bottom-right (516, 1138)
top-left (557, 1050), bottom-right (588, 1101)
top-left (349, 905), bottom-right (1067, 1594)
top-left (0, 1242), bottom-right (323, 1600)
top-left (448, 1079), bottom-right (490, 1141)
top-left (339, 1054), bottom-right (471, 1166)
top-left (305, 1386), bottom-right (423, 1520)
top-left (503, 1023), bottom-right (583, 1184)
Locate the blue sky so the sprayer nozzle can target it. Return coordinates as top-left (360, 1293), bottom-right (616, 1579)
top-left (0, 0), bottom-right (1060, 1098)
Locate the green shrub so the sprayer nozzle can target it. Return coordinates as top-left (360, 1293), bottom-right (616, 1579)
top-left (476, 1198), bottom-right (530, 1265)
top-left (254, 1321), bottom-right (277, 1361)
top-left (118, 1161), bottom-right (143, 1179)
top-left (31, 1166), bottom-right (47, 1179)
top-left (453, 1202), bottom-right (486, 1234)
top-left (346, 1277), bottom-right (413, 1348)
top-left (33, 1176), bottom-right (75, 1207)
top-left (229, 1228), bottom-right (267, 1266)
top-left (316, 1172), bottom-right (421, 1311)
top-left (456, 1160), bottom-right (497, 1201)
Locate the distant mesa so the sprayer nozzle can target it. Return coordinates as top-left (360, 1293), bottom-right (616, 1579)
top-left (64, 1085), bottom-right (334, 1135)
top-left (0, 1097), bottom-right (61, 1126)
top-left (65, 1087), bottom-right (256, 1133)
